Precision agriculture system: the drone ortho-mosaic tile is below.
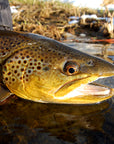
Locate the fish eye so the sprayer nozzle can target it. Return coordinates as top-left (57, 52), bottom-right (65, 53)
top-left (63, 61), bottom-right (79, 75)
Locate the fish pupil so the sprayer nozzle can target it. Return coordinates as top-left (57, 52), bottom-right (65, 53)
top-left (68, 68), bottom-right (75, 74)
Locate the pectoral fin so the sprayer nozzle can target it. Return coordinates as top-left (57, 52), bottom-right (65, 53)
top-left (0, 85), bottom-right (12, 102)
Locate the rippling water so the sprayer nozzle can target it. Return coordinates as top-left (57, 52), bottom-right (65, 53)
top-left (0, 42), bottom-right (114, 144)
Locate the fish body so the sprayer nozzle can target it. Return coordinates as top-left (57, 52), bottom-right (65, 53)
top-left (0, 30), bottom-right (114, 104)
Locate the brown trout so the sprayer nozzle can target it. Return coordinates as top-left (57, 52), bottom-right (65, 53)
top-left (0, 30), bottom-right (114, 104)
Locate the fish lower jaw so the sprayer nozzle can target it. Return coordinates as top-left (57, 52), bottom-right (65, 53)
top-left (53, 84), bottom-right (111, 100)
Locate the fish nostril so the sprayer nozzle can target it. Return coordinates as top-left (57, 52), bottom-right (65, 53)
top-left (86, 60), bottom-right (94, 66)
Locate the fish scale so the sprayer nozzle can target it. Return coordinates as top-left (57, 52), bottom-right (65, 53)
top-left (0, 30), bottom-right (114, 104)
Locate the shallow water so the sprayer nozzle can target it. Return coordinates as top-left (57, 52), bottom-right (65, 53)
top-left (0, 42), bottom-right (114, 144)
top-left (0, 98), bottom-right (114, 144)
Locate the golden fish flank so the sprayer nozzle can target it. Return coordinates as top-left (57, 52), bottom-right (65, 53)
top-left (0, 30), bottom-right (114, 104)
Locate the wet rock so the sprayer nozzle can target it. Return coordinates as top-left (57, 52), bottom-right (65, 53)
top-left (62, 32), bottom-right (76, 40)
top-left (80, 33), bottom-right (86, 37)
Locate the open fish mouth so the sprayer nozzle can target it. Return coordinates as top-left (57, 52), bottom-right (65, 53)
top-left (54, 77), bottom-right (113, 101)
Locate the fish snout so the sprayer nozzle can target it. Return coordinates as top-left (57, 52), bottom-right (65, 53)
top-left (98, 62), bottom-right (114, 77)
top-left (80, 60), bottom-right (114, 77)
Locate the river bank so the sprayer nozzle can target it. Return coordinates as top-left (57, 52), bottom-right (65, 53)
top-left (10, 0), bottom-right (114, 40)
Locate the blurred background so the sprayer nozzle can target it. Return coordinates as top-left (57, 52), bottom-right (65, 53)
top-left (9, 0), bottom-right (114, 40)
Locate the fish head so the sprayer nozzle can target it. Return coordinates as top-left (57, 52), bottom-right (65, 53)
top-left (2, 39), bottom-right (114, 104)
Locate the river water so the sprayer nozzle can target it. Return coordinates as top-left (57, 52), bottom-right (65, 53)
top-left (0, 41), bottom-right (114, 144)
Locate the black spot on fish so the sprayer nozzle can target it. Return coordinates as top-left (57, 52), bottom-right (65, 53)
top-left (43, 67), bottom-right (50, 71)
top-left (37, 66), bottom-right (41, 70)
top-left (12, 78), bottom-right (15, 82)
top-left (41, 59), bottom-right (43, 62)
top-left (17, 42), bottom-right (21, 45)
top-left (26, 55), bottom-right (30, 58)
top-left (5, 77), bottom-right (8, 81)
top-left (8, 72), bottom-right (11, 75)
top-left (3, 66), bottom-right (7, 71)
top-left (28, 70), bottom-right (31, 73)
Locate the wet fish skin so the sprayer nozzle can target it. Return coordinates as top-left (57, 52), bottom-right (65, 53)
top-left (0, 30), bottom-right (114, 104)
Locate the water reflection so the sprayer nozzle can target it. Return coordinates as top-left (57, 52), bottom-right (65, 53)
top-left (0, 97), bottom-right (114, 144)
